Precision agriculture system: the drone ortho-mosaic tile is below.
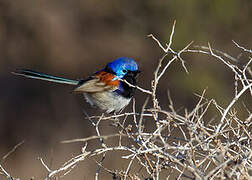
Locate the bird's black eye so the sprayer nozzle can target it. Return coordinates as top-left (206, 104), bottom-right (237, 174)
top-left (122, 69), bottom-right (127, 73)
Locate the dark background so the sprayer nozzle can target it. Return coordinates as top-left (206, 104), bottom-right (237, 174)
top-left (1, 0), bottom-right (251, 179)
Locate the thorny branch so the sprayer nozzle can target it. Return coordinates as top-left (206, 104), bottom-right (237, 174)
top-left (40, 20), bottom-right (252, 180)
top-left (0, 141), bottom-right (24, 180)
top-left (3, 20), bottom-right (252, 179)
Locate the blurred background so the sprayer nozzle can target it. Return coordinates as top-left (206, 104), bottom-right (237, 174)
top-left (1, 0), bottom-right (252, 179)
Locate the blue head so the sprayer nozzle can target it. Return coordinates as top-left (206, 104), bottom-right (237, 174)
top-left (106, 57), bottom-right (139, 79)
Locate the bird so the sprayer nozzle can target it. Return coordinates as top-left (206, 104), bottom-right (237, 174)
top-left (13, 57), bottom-right (141, 113)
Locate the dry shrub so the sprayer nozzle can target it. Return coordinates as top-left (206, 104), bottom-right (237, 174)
top-left (1, 21), bottom-right (252, 180)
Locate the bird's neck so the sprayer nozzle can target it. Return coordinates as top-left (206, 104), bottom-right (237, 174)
top-left (104, 66), bottom-right (137, 98)
top-left (116, 74), bottom-right (137, 99)
top-left (104, 65), bottom-right (116, 75)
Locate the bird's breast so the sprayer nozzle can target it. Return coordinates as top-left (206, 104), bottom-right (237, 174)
top-left (83, 91), bottom-right (131, 113)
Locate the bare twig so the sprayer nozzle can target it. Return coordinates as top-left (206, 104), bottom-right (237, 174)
top-left (7, 21), bottom-right (252, 180)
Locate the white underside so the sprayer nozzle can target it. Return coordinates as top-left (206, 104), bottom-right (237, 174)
top-left (84, 92), bottom-right (131, 113)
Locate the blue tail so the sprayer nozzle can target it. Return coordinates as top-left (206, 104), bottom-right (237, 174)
top-left (13, 69), bottom-right (79, 85)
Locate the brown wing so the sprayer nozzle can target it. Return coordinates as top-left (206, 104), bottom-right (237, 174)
top-left (74, 71), bottom-right (120, 93)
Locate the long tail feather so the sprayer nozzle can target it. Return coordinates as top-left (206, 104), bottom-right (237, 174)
top-left (12, 69), bottom-right (79, 85)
